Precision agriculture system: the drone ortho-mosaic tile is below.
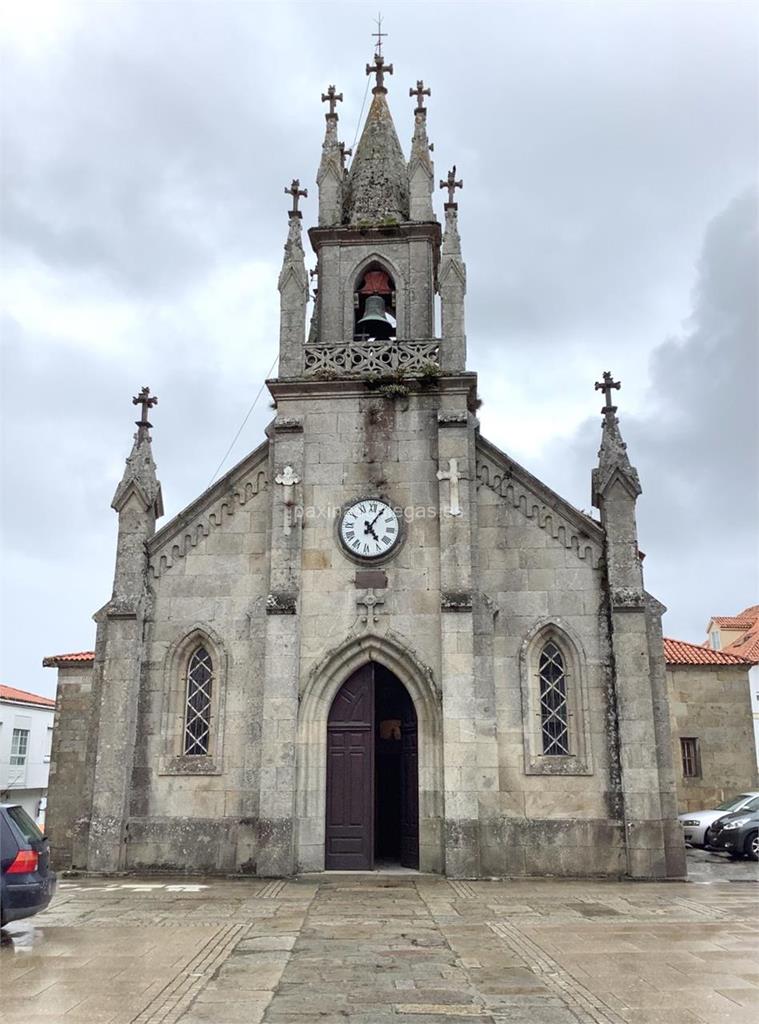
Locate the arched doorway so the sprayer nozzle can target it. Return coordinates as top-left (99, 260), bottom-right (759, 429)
top-left (325, 663), bottom-right (418, 870)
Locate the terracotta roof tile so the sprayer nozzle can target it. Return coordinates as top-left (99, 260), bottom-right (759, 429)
top-left (724, 621), bottom-right (759, 662)
top-left (0, 684), bottom-right (56, 708)
top-left (710, 615), bottom-right (755, 629)
top-left (42, 650), bottom-right (95, 668)
top-left (664, 637), bottom-right (756, 666)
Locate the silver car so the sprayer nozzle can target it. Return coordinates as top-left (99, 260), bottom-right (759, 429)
top-left (679, 792), bottom-right (759, 847)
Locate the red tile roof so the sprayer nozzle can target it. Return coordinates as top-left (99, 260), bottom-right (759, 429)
top-left (42, 651), bottom-right (95, 668)
top-left (664, 637), bottom-right (756, 666)
top-left (707, 606), bottom-right (759, 663)
top-left (0, 685), bottom-right (56, 708)
top-left (710, 615), bottom-right (755, 629)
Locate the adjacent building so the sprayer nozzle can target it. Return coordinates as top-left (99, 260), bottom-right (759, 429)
top-left (705, 606), bottom-right (759, 768)
top-left (43, 46), bottom-right (686, 880)
top-left (664, 630), bottom-right (758, 812)
top-left (0, 685), bottom-right (56, 827)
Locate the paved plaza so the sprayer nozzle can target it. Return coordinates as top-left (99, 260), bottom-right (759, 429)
top-left (1, 854), bottom-right (758, 1024)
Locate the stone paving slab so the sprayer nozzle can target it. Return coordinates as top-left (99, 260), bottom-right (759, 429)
top-left (0, 855), bottom-right (757, 1024)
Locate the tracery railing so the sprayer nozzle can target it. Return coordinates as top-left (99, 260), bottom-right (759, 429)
top-left (304, 339), bottom-right (440, 376)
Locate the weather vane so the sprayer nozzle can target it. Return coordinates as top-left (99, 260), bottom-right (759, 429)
top-left (372, 12), bottom-right (386, 57)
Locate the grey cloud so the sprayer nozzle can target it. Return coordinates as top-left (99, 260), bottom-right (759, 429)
top-left (1, 1), bottom-right (757, 696)
top-left (524, 188), bottom-right (759, 639)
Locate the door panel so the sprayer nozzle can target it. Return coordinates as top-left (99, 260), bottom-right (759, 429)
top-left (326, 666), bottom-right (374, 870)
top-left (400, 719), bottom-right (419, 869)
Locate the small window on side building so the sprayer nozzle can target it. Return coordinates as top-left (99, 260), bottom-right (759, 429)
top-left (710, 631), bottom-right (720, 650)
top-left (680, 737), bottom-right (701, 778)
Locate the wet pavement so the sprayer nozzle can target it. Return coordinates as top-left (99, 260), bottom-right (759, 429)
top-left (1, 850), bottom-right (757, 1024)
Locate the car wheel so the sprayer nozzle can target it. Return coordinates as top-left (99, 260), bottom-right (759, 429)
top-left (745, 830), bottom-right (759, 862)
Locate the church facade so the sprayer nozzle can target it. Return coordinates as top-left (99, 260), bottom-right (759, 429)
top-left (44, 52), bottom-right (686, 880)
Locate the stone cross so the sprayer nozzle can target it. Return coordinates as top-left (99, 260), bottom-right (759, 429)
top-left (132, 386), bottom-right (158, 436)
top-left (275, 464), bottom-right (300, 535)
top-left (437, 458), bottom-right (462, 517)
top-left (440, 166), bottom-right (463, 207)
top-left (285, 179), bottom-right (308, 218)
top-left (409, 79), bottom-right (431, 110)
top-left (594, 371), bottom-right (621, 417)
top-left (357, 588), bottom-right (385, 626)
top-left (366, 53), bottom-right (393, 93)
top-left (339, 142), bottom-right (352, 171)
top-left (321, 84), bottom-right (343, 118)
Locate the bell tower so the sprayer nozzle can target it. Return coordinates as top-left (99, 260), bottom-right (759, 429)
top-left (273, 31), bottom-right (471, 374)
top-left (260, 30), bottom-right (484, 879)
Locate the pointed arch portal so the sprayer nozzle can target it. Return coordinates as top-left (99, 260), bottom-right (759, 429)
top-left (295, 633), bottom-right (443, 874)
top-left (325, 663), bottom-right (418, 870)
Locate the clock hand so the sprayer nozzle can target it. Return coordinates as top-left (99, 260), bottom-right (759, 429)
top-left (368, 509), bottom-right (384, 529)
top-left (363, 520), bottom-right (380, 542)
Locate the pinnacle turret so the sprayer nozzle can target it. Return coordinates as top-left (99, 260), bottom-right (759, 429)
top-left (110, 388), bottom-right (163, 610)
top-left (438, 169), bottom-right (467, 370)
top-left (317, 87), bottom-right (345, 226)
top-left (278, 190), bottom-right (309, 374)
top-left (592, 373), bottom-right (641, 507)
top-left (111, 388), bottom-right (163, 518)
top-left (408, 80), bottom-right (435, 221)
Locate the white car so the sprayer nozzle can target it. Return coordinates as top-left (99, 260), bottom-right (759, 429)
top-left (679, 792), bottom-right (759, 847)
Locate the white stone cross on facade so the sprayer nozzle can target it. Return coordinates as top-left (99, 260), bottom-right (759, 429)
top-left (275, 464), bottom-right (300, 535)
top-left (357, 588), bottom-right (385, 626)
top-left (437, 458), bottom-right (462, 517)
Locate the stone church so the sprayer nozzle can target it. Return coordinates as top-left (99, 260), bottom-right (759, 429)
top-left (44, 49), bottom-right (686, 880)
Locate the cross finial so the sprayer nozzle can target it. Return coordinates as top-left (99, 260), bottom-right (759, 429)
top-left (410, 79), bottom-right (431, 111)
top-left (366, 53), bottom-right (393, 94)
top-left (372, 12), bottom-right (387, 57)
top-left (321, 84), bottom-right (342, 119)
top-left (594, 371), bottom-right (621, 417)
top-left (440, 166), bottom-right (463, 208)
top-left (284, 178), bottom-right (308, 218)
top-left (339, 142), bottom-right (352, 171)
top-left (132, 386), bottom-right (158, 438)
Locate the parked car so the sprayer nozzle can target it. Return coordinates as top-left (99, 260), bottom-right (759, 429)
top-left (709, 795), bottom-right (759, 861)
top-left (0, 803), bottom-right (57, 927)
top-left (678, 792), bottom-right (759, 847)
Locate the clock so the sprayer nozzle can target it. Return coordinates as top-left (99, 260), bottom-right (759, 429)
top-left (338, 499), bottom-right (401, 560)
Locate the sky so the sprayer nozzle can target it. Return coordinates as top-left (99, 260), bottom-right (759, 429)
top-left (1, 0), bottom-right (757, 698)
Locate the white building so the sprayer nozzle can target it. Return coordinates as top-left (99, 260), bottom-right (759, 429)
top-left (0, 685), bottom-right (56, 827)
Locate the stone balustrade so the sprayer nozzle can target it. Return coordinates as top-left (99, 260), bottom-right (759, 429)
top-left (304, 339), bottom-right (440, 376)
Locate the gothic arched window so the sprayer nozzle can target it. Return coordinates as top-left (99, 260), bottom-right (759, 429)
top-left (538, 640), bottom-right (570, 756)
top-left (184, 647), bottom-right (213, 755)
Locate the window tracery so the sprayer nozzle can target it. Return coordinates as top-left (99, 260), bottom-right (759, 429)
top-left (538, 641), bottom-right (570, 755)
top-left (184, 646), bottom-right (213, 756)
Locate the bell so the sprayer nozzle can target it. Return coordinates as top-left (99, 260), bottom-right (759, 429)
top-left (356, 294), bottom-right (394, 340)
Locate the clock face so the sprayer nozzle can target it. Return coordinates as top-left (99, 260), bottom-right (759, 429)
top-left (339, 499), bottom-right (401, 560)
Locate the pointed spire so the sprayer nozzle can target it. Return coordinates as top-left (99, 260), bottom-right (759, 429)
top-left (278, 193), bottom-right (309, 375)
top-left (345, 87), bottom-right (409, 225)
top-left (408, 80), bottom-right (435, 221)
top-left (111, 388), bottom-right (163, 518)
top-left (438, 171), bottom-right (467, 371)
top-left (317, 86), bottom-right (345, 226)
top-left (592, 373), bottom-right (641, 507)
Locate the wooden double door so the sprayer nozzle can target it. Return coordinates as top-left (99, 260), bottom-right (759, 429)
top-left (325, 663), bottom-right (419, 870)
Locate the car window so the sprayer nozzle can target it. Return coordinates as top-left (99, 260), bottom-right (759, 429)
top-left (7, 805), bottom-right (44, 843)
top-left (715, 795), bottom-right (752, 811)
top-left (742, 796), bottom-right (759, 813)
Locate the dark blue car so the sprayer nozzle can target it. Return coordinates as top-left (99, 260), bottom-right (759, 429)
top-left (0, 803), bottom-right (57, 926)
top-left (709, 794), bottom-right (759, 861)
